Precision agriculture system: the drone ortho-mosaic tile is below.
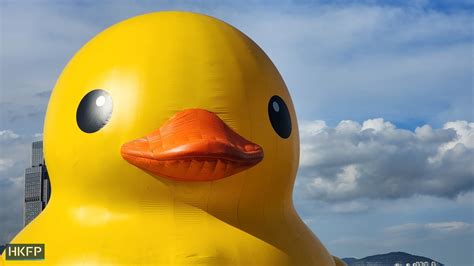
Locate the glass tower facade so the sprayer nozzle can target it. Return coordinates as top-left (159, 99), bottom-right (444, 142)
top-left (24, 141), bottom-right (51, 226)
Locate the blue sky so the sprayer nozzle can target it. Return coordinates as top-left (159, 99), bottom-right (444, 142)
top-left (0, 0), bottom-right (473, 265)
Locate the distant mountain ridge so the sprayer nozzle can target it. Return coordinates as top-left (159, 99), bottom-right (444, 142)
top-left (342, 251), bottom-right (444, 266)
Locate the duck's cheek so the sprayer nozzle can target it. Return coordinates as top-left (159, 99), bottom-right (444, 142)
top-left (121, 109), bottom-right (264, 182)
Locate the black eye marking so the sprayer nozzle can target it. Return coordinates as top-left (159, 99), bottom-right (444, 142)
top-left (268, 95), bottom-right (291, 139)
top-left (76, 89), bottom-right (113, 133)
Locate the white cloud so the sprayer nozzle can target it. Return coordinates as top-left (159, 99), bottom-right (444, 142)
top-left (386, 221), bottom-right (474, 235)
top-left (307, 164), bottom-right (360, 197)
top-left (361, 118), bottom-right (396, 131)
top-left (426, 221), bottom-right (473, 232)
top-left (298, 119), bottom-right (474, 202)
top-left (0, 130), bottom-right (19, 141)
top-left (33, 133), bottom-right (43, 140)
top-left (429, 121), bottom-right (474, 163)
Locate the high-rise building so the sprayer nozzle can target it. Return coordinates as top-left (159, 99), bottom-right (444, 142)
top-left (24, 141), bottom-right (51, 225)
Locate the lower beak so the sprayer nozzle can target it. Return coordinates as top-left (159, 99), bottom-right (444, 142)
top-left (120, 109), bottom-right (264, 181)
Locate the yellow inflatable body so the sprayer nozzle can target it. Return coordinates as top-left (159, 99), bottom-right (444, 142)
top-left (4, 11), bottom-right (345, 265)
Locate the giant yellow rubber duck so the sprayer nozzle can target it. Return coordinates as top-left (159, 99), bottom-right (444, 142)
top-left (4, 11), bottom-right (345, 265)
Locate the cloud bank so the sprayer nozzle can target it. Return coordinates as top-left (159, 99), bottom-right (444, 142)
top-left (298, 119), bottom-right (474, 202)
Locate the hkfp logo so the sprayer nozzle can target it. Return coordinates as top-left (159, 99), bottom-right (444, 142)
top-left (5, 244), bottom-right (45, 260)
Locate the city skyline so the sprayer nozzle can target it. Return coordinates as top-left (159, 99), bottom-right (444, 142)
top-left (0, 1), bottom-right (472, 265)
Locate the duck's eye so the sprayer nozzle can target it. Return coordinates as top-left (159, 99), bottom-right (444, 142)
top-left (76, 89), bottom-right (113, 133)
top-left (268, 95), bottom-right (291, 138)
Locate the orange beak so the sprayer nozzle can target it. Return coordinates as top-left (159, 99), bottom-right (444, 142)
top-left (121, 109), bottom-right (264, 181)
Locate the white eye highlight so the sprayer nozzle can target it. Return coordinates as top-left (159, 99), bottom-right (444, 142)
top-left (272, 101), bottom-right (280, 112)
top-left (96, 96), bottom-right (106, 107)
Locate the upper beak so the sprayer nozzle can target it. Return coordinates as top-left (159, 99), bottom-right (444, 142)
top-left (121, 109), bottom-right (264, 181)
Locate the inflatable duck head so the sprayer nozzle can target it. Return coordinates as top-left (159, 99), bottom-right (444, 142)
top-left (36, 11), bottom-right (341, 265)
top-left (45, 11), bottom-right (299, 219)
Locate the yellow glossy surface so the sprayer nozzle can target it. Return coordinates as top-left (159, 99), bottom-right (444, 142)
top-left (4, 11), bottom-right (339, 265)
